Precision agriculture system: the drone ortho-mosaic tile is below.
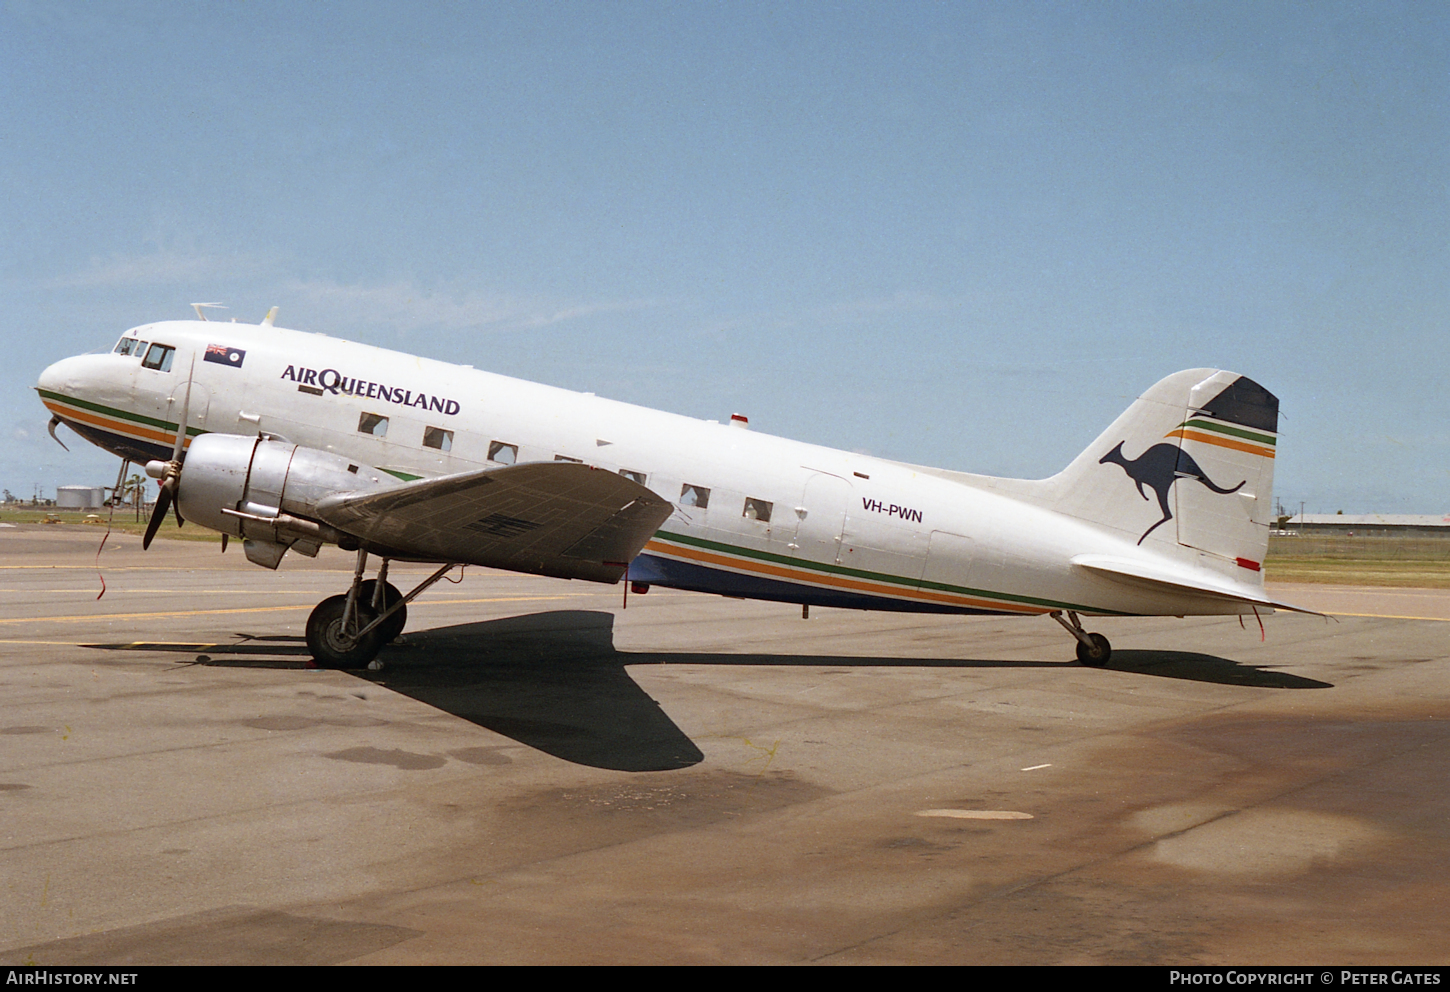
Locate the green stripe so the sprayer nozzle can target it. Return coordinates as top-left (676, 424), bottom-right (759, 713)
top-left (42, 389), bottom-right (425, 483)
top-left (1176, 418), bottom-right (1276, 446)
top-left (654, 529), bottom-right (1130, 615)
top-left (39, 389), bottom-right (203, 438)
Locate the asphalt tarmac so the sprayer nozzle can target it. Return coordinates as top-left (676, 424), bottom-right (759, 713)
top-left (2, 525), bottom-right (1448, 965)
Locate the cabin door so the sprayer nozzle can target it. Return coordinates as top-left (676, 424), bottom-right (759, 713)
top-left (792, 473), bottom-right (851, 566)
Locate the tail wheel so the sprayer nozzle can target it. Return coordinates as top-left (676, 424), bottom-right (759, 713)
top-left (306, 594), bottom-right (383, 669)
top-left (359, 579), bottom-right (407, 643)
top-left (1076, 632), bottom-right (1112, 667)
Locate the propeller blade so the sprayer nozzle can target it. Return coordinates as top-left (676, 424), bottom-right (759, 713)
top-left (143, 483), bottom-right (172, 550)
top-left (144, 357), bottom-right (196, 549)
top-left (170, 358), bottom-right (195, 464)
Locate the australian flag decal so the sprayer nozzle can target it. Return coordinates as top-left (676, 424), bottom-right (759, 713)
top-left (204, 343), bottom-right (245, 368)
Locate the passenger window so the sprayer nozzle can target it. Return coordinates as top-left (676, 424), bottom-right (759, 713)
top-left (358, 412), bottom-right (389, 437)
top-left (488, 441), bottom-right (517, 465)
top-left (680, 484), bottom-right (710, 508)
top-left (743, 498), bottom-right (772, 522)
top-left (620, 469), bottom-right (647, 485)
top-left (423, 426), bottom-right (453, 451)
top-left (141, 344), bottom-right (175, 372)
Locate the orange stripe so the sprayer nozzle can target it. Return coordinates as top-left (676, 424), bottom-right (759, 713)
top-left (1165, 429), bottom-right (1274, 458)
top-left (44, 400), bottom-right (192, 449)
top-left (642, 538), bottom-right (1046, 615)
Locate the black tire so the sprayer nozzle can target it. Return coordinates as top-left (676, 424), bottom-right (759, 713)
top-left (1076, 632), bottom-right (1111, 667)
top-left (306, 594), bottom-right (383, 669)
top-left (359, 579), bottom-right (407, 643)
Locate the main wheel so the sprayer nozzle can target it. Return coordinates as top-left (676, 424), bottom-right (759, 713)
top-left (358, 579), bottom-right (407, 643)
top-left (306, 594), bottom-right (383, 669)
top-left (1076, 632), bottom-right (1112, 667)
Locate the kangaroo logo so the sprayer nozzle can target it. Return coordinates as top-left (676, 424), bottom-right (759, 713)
top-left (1099, 441), bottom-right (1245, 544)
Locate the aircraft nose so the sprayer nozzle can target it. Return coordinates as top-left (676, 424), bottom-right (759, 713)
top-left (37, 355), bottom-right (81, 395)
top-left (38, 353), bottom-right (116, 393)
top-left (37, 353), bottom-right (128, 410)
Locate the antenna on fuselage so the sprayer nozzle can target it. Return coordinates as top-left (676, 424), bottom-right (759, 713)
top-left (191, 302), bottom-right (227, 321)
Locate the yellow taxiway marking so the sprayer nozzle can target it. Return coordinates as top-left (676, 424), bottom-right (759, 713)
top-left (0, 595), bottom-right (584, 626)
top-left (0, 564), bottom-right (510, 574)
top-left (1324, 611), bottom-right (1450, 622)
top-left (0, 588), bottom-right (607, 596)
top-left (0, 639), bottom-right (118, 646)
top-left (0, 639), bottom-right (276, 648)
top-left (915, 809), bottom-right (1034, 820)
top-left (0, 565), bottom-right (361, 571)
top-left (0, 588), bottom-right (359, 594)
top-left (0, 604), bottom-right (316, 625)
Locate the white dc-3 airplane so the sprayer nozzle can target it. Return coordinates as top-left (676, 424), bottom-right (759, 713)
top-left (36, 307), bottom-right (1302, 669)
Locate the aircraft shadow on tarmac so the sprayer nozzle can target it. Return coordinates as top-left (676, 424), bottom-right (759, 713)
top-left (85, 610), bottom-right (1331, 772)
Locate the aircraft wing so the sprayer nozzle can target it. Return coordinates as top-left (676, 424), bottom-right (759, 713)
top-left (313, 462), bottom-right (674, 583)
top-left (1071, 554), bottom-right (1323, 615)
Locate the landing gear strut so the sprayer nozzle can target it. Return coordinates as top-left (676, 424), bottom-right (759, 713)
top-left (1050, 610), bottom-right (1112, 667)
top-left (360, 556), bottom-right (406, 644)
top-left (304, 551), bottom-right (456, 669)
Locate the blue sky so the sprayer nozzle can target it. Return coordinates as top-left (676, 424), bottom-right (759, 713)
top-left (3, 1), bottom-right (1446, 512)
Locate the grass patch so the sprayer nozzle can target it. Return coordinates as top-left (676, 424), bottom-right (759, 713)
top-left (1265, 535), bottom-right (1450, 587)
top-left (1264, 559), bottom-right (1450, 588)
top-left (0, 506), bottom-right (222, 542)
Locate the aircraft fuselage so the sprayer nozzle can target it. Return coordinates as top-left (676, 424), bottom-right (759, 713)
top-left (38, 319), bottom-right (1284, 629)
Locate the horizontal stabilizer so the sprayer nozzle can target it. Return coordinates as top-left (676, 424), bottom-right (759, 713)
top-left (316, 462), bottom-right (674, 583)
top-left (1071, 555), bottom-right (1321, 615)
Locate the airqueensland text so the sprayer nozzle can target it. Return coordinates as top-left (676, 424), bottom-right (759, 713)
top-left (281, 365), bottom-right (460, 415)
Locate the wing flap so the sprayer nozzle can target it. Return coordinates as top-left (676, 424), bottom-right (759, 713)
top-left (315, 462), bottom-right (674, 583)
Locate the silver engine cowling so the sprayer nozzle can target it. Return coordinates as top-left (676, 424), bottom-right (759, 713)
top-left (177, 433), bottom-right (395, 567)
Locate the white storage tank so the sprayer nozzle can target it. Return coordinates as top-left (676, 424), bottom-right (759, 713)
top-left (56, 485), bottom-right (106, 509)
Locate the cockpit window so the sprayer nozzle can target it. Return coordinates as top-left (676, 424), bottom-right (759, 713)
top-left (114, 338), bottom-right (147, 357)
top-left (141, 343), bottom-right (175, 372)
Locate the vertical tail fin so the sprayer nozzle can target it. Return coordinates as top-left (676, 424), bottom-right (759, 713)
top-left (1046, 369), bottom-right (1279, 571)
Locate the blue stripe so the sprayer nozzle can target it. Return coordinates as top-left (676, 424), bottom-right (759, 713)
top-left (62, 419), bottom-right (173, 464)
top-left (626, 553), bottom-right (1014, 616)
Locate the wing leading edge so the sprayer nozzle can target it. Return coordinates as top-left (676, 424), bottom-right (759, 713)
top-left (314, 462), bottom-right (674, 583)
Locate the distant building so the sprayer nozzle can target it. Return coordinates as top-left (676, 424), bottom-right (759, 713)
top-left (1280, 514), bottom-right (1450, 537)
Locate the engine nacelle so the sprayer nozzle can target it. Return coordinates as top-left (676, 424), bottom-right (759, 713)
top-left (177, 434), bottom-right (394, 566)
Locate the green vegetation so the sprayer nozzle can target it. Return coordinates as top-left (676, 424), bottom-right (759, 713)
top-left (0, 506), bottom-right (222, 542)
top-left (1265, 535), bottom-right (1450, 588)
